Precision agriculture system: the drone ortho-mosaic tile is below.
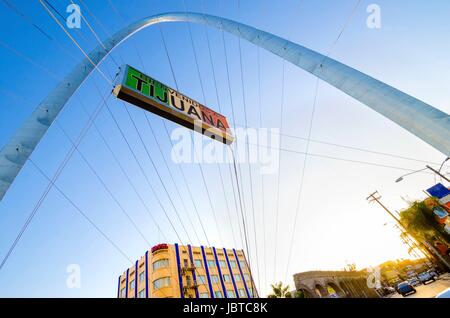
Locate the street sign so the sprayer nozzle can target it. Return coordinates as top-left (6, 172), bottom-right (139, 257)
top-left (426, 183), bottom-right (450, 199)
top-left (113, 65), bottom-right (234, 144)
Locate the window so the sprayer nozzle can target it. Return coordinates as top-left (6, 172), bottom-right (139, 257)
top-left (152, 259), bottom-right (169, 270)
top-left (234, 274), bottom-right (241, 282)
top-left (207, 260), bottom-right (216, 268)
top-left (194, 259), bottom-right (203, 268)
top-left (153, 277), bottom-right (170, 290)
top-left (183, 259), bottom-right (188, 268)
top-left (230, 260), bottom-right (237, 268)
top-left (186, 276), bottom-right (192, 286)
top-left (227, 290), bottom-right (236, 298)
top-left (219, 260), bottom-right (226, 268)
top-left (244, 273), bottom-right (250, 281)
top-left (211, 275), bottom-right (219, 284)
top-left (138, 290), bottom-right (145, 298)
top-left (198, 275), bottom-right (207, 285)
top-left (120, 287), bottom-right (126, 298)
top-left (130, 279), bottom-right (135, 290)
top-left (139, 272), bottom-right (145, 283)
top-left (223, 274), bottom-right (231, 282)
top-left (249, 288), bottom-right (254, 297)
top-left (239, 260), bottom-right (246, 268)
top-left (214, 291), bottom-right (223, 298)
top-left (199, 292), bottom-right (209, 298)
top-left (238, 289), bottom-right (246, 297)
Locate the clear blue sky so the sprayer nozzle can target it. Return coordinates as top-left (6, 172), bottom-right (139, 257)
top-left (0, 0), bottom-right (449, 297)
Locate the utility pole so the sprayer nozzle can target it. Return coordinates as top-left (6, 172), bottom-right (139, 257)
top-left (426, 165), bottom-right (450, 183)
top-left (366, 191), bottom-right (403, 227)
top-left (367, 191), bottom-right (450, 270)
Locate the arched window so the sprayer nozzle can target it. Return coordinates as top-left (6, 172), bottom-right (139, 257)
top-left (152, 259), bottom-right (169, 271)
top-left (153, 277), bottom-right (170, 290)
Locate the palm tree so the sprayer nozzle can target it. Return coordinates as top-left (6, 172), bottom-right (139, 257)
top-left (268, 282), bottom-right (291, 298)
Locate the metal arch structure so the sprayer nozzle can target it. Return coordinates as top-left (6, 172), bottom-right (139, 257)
top-left (1, 12), bottom-right (449, 201)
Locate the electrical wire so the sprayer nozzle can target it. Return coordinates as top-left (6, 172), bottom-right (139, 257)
top-left (236, 0), bottom-right (260, 293)
top-left (283, 0), bottom-right (363, 283)
top-left (0, 90), bottom-right (112, 271)
top-left (38, 0), bottom-right (113, 85)
top-left (28, 157), bottom-right (133, 264)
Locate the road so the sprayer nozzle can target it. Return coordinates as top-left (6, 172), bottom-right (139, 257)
top-left (391, 277), bottom-right (450, 298)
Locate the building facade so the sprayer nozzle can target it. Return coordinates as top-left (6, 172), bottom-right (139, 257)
top-left (293, 271), bottom-right (381, 298)
top-left (117, 243), bottom-right (257, 298)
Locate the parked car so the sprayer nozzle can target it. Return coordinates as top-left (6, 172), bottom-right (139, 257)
top-left (418, 271), bottom-right (435, 285)
top-left (435, 288), bottom-right (450, 298)
top-left (408, 277), bottom-right (421, 287)
top-left (427, 270), bottom-right (438, 279)
top-left (396, 282), bottom-right (417, 297)
top-left (377, 286), bottom-right (395, 297)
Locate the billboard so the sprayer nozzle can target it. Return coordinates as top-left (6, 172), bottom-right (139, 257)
top-left (426, 183), bottom-right (450, 199)
top-left (113, 65), bottom-right (234, 144)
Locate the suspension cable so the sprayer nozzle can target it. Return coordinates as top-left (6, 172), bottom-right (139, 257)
top-left (38, 0), bottom-right (113, 85)
top-left (55, 120), bottom-right (151, 245)
top-left (237, 0), bottom-right (260, 293)
top-left (0, 90), bottom-right (112, 271)
top-left (284, 0), bottom-right (363, 282)
top-left (28, 158), bottom-right (133, 263)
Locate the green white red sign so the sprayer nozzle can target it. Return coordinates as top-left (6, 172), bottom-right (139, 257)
top-left (113, 65), bottom-right (234, 144)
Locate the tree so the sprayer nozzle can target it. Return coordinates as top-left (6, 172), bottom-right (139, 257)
top-left (400, 198), bottom-right (450, 245)
top-left (268, 282), bottom-right (291, 298)
top-left (294, 290), bottom-right (307, 298)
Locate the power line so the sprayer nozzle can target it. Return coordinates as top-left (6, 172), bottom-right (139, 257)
top-left (217, 2), bottom-right (249, 258)
top-left (0, 90), bottom-right (111, 271)
top-left (78, 93), bottom-right (167, 241)
top-left (256, 33), bottom-right (268, 296)
top-left (161, 121), bottom-right (211, 246)
top-left (236, 0), bottom-right (259, 295)
top-left (201, 1), bottom-right (243, 250)
top-left (28, 158), bottom-right (133, 263)
top-left (143, 113), bottom-right (201, 244)
top-left (284, 0), bottom-right (363, 283)
top-left (0, 5), bottom-right (168, 246)
top-left (0, 36), bottom-right (441, 173)
top-left (273, 58), bottom-right (285, 282)
top-left (229, 146), bottom-right (253, 290)
top-left (105, 101), bottom-right (185, 244)
top-left (217, 0), bottom-right (256, 296)
top-left (100, 2), bottom-right (220, 296)
top-left (38, 0), bottom-right (113, 85)
top-left (100, 3), bottom-right (203, 246)
top-left (55, 120), bottom-right (151, 245)
top-left (1, 0), bottom-right (52, 39)
top-left (69, 0), bottom-right (120, 68)
top-left (151, 8), bottom-right (234, 293)
top-left (156, 20), bottom-right (226, 247)
top-left (0, 40), bottom-right (61, 81)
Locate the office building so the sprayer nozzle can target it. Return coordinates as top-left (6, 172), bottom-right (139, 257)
top-left (117, 243), bottom-right (257, 298)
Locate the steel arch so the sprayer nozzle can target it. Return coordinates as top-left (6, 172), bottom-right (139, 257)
top-left (1, 12), bottom-right (449, 201)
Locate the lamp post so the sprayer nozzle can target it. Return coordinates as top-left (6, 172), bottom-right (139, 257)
top-left (395, 160), bottom-right (450, 184)
top-left (433, 156), bottom-right (450, 184)
top-left (395, 167), bottom-right (429, 183)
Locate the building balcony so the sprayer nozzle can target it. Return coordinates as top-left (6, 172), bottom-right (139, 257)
top-left (180, 266), bottom-right (196, 275)
top-left (183, 283), bottom-right (199, 293)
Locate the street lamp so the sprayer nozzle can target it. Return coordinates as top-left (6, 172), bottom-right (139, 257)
top-left (395, 158), bottom-right (450, 183)
top-left (435, 157), bottom-right (450, 184)
top-left (395, 167), bottom-right (429, 183)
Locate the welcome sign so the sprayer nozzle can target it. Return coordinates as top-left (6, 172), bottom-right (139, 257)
top-left (113, 65), bottom-right (234, 144)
